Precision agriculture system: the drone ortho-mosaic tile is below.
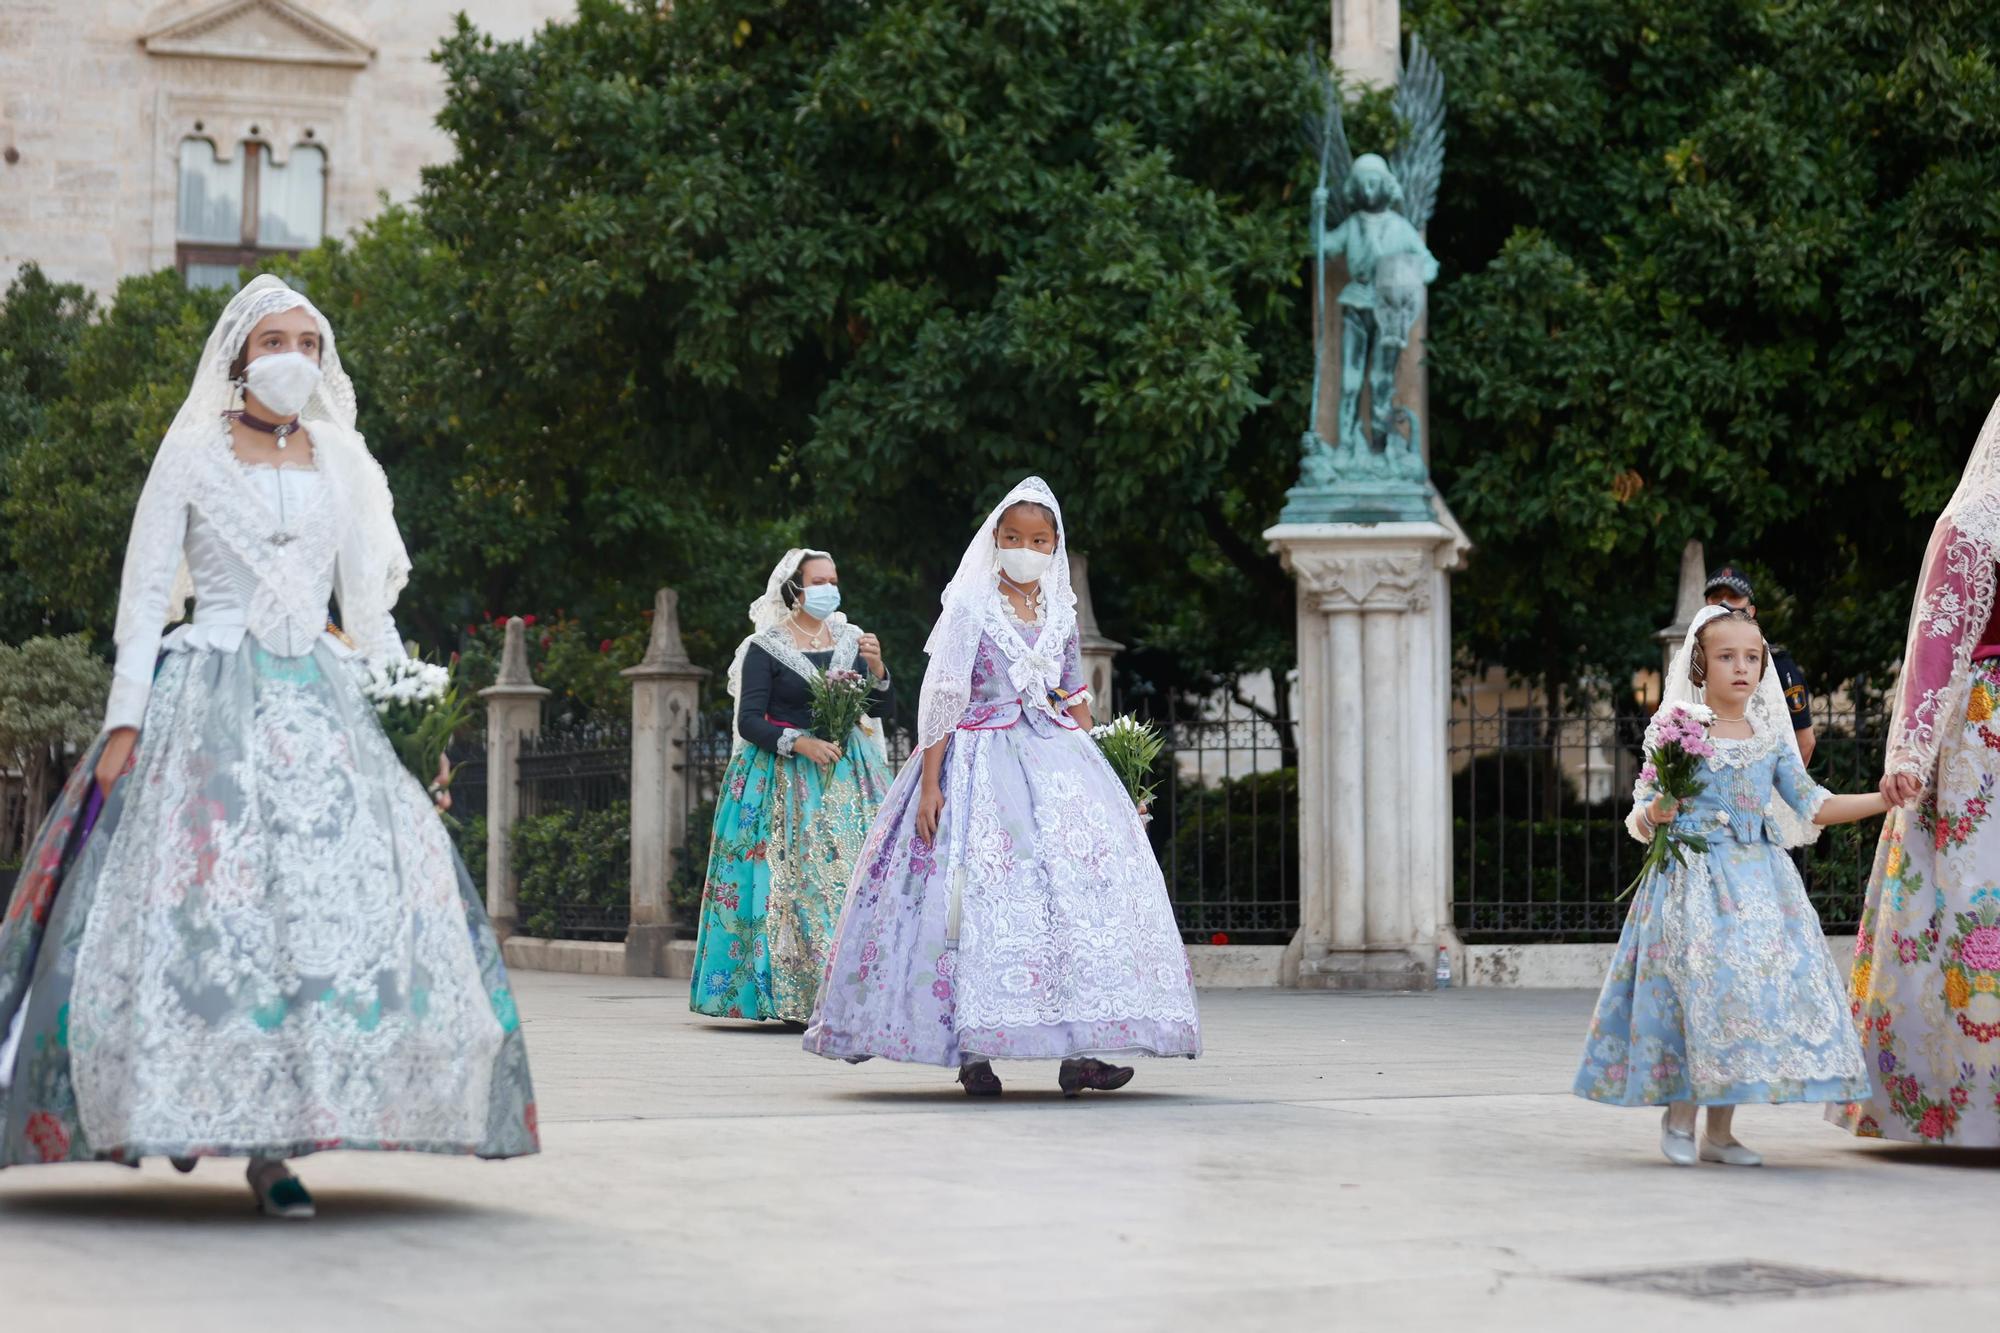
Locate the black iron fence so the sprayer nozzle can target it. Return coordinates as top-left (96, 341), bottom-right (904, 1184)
top-left (514, 723), bottom-right (631, 941)
top-left (676, 696), bottom-right (1297, 947)
top-left (1139, 696), bottom-right (1297, 946)
top-left (1450, 699), bottom-right (1888, 942)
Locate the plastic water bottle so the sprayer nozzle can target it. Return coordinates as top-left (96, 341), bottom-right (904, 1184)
top-left (1434, 946), bottom-right (1452, 990)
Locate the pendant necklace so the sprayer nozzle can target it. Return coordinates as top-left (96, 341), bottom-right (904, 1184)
top-left (230, 407), bottom-right (301, 450)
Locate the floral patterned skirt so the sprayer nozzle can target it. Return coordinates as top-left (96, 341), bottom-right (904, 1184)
top-left (1575, 835), bottom-right (1868, 1107)
top-left (803, 720), bottom-right (1201, 1068)
top-left (1831, 659), bottom-right (2000, 1144)
top-left (688, 737), bottom-right (890, 1023)
top-left (0, 642), bottom-right (537, 1167)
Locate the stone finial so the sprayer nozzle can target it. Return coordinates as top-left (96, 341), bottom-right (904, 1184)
top-left (488, 616), bottom-right (546, 694)
top-left (1068, 551), bottom-right (1125, 654)
top-left (625, 587), bottom-right (708, 682)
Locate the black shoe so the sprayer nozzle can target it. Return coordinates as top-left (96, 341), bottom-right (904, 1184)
top-left (169, 1156), bottom-right (198, 1174)
top-left (1058, 1058), bottom-right (1135, 1097)
top-left (957, 1060), bottom-right (1003, 1097)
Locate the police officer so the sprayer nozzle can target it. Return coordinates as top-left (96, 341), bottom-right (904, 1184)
top-left (1704, 564), bottom-right (1816, 765)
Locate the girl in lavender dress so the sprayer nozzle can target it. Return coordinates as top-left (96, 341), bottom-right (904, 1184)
top-left (803, 477), bottom-right (1200, 1095)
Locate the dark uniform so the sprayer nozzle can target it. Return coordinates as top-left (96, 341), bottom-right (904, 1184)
top-left (1704, 564), bottom-right (1814, 738)
top-left (1772, 646), bottom-right (1812, 734)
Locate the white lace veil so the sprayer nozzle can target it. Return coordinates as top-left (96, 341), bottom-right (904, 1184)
top-left (725, 547), bottom-right (830, 747)
top-left (1628, 603), bottom-right (1818, 848)
top-left (119, 274), bottom-right (410, 658)
top-left (916, 476), bottom-right (1077, 750)
top-left (1886, 392), bottom-right (2000, 783)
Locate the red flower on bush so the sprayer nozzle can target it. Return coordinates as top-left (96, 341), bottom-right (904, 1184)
top-left (599, 638), bottom-right (613, 654)
top-left (523, 614), bottom-right (538, 627)
top-left (1210, 932), bottom-right (1230, 946)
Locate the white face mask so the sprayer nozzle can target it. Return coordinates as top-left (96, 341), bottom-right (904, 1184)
top-left (243, 350), bottom-right (323, 418)
top-left (997, 546), bottom-right (1053, 583)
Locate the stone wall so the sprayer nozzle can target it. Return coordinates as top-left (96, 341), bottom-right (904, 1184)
top-left (0, 0), bottom-right (572, 294)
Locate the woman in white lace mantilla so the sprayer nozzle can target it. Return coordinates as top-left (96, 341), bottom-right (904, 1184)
top-left (0, 277), bottom-right (538, 1218)
top-left (1574, 606), bottom-right (1881, 1167)
top-left (803, 478), bottom-right (1200, 1095)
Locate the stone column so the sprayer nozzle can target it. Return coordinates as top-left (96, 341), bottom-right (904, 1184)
top-left (1068, 551), bottom-right (1124, 714)
top-left (478, 616), bottom-right (548, 940)
top-left (622, 587), bottom-right (709, 977)
top-left (1266, 507), bottom-right (1469, 989)
top-left (1331, 0), bottom-right (1403, 89)
top-left (1657, 539), bottom-right (1708, 679)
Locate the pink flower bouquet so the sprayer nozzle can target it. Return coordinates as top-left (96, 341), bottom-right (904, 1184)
top-left (1621, 702), bottom-right (1716, 900)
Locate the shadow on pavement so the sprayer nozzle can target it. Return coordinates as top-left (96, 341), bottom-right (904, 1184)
top-left (0, 1184), bottom-right (501, 1225)
top-left (1853, 1144), bottom-right (2000, 1169)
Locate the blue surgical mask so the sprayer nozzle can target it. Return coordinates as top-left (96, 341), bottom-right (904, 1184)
top-left (801, 584), bottom-right (842, 620)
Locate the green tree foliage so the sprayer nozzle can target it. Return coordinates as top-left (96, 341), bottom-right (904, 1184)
top-left (1413, 0), bottom-right (2000, 697)
top-left (0, 267), bottom-right (98, 643)
top-left (417, 0), bottom-right (1340, 696)
top-left (0, 634), bottom-right (111, 861)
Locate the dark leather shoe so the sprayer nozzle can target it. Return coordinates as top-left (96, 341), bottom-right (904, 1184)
top-left (957, 1060), bottom-right (1003, 1096)
top-left (1059, 1058), bottom-right (1135, 1097)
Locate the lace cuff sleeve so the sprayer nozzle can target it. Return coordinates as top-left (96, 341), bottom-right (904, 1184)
top-left (776, 728), bottom-right (804, 757)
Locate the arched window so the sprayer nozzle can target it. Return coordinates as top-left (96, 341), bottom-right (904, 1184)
top-left (175, 137), bottom-right (328, 288)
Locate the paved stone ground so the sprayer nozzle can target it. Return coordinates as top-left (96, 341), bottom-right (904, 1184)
top-left (2, 973), bottom-right (1993, 1332)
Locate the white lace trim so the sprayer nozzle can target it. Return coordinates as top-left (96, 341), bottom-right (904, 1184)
top-left (69, 650), bottom-right (503, 1148)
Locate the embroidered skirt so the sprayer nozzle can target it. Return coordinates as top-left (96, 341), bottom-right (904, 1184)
top-left (0, 641), bottom-right (538, 1166)
top-left (804, 716), bottom-right (1201, 1067)
top-left (688, 735), bottom-right (890, 1023)
top-left (1832, 658), bottom-right (2000, 1144)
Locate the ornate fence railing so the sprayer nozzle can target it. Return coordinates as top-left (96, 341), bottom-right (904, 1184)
top-left (513, 722), bottom-right (632, 941)
top-left (1450, 699), bottom-right (1888, 942)
top-left (673, 694), bottom-right (1299, 948)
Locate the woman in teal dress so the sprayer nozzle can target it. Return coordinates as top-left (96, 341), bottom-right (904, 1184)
top-left (1575, 606), bottom-right (1884, 1166)
top-left (689, 549), bottom-right (894, 1023)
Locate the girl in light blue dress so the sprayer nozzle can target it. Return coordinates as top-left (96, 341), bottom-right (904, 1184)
top-left (1575, 606), bottom-right (1883, 1166)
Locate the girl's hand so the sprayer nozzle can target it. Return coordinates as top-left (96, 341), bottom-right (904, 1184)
top-left (1879, 771), bottom-right (1923, 809)
top-left (917, 781), bottom-right (945, 843)
top-left (1647, 795), bottom-right (1680, 826)
top-left (96, 727), bottom-right (138, 798)
top-left (794, 736), bottom-right (842, 767)
top-left (432, 753), bottom-right (454, 812)
top-left (857, 633), bottom-right (886, 679)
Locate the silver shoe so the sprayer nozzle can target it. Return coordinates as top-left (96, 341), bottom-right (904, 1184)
top-left (1699, 1137), bottom-right (1763, 1167)
top-left (1660, 1110), bottom-right (1698, 1167)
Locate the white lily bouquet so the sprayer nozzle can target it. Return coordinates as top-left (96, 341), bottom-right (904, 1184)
top-left (1091, 714), bottom-right (1165, 815)
top-left (359, 656), bottom-right (470, 794)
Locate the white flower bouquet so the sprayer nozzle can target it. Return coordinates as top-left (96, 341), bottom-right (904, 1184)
top-left (1090, 713), bottom-right (1165, 812)
top-left (359, 656), bottom-right (470, 794)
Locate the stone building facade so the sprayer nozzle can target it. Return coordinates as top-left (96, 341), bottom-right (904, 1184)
top-left (0, 0), bottom-right (574, 294)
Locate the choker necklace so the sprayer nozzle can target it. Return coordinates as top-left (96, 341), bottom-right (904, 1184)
top-left (229, 408), bottom-right (302, 450)
top-left (1712, 709), bottom-right (1748, 723)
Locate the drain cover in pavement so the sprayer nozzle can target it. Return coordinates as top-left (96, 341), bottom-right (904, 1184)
top-left (1570, 1261), bottom-right (1907, 1305)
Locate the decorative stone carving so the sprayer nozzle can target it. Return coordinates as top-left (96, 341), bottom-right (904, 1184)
top-left (141, 0), bottom-right (377, 68)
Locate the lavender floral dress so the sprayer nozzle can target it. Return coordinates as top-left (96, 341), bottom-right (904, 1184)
top-left (803, 605), bottom-right (1200, 1066)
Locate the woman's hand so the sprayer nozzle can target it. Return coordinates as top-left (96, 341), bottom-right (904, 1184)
top-left (857, 632), bottom-right (886, 679)
top-left (917, 780), bottom-right (945, 843)
top-left (96, 727), bottom-right (138, 798)
top-left (1879, 771), bottom-right (1923, 809)
top-left (1647, 795), bottom-right (1680, 826)
top-left (794, 736), bottom-right (842, 768)
top-left (432, 752), bottom-right (454, 813)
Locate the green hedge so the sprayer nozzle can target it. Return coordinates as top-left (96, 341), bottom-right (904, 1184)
top-left (512, 801), bottom-right (630, 940)
top-left (1156, 767), bottom-right (1299, 941)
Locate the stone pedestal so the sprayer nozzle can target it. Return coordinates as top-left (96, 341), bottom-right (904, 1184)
top-left (1267, 504), bottom-right (1469, 989)
top-left (1068, 552), bottom-right (1124, 714)
top-left (1656, 539), bottom-right (1708, 680)
top-left (478, 617), bottom-right (548, 941)
top-left (622, 588), bottom-right (708, 977)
